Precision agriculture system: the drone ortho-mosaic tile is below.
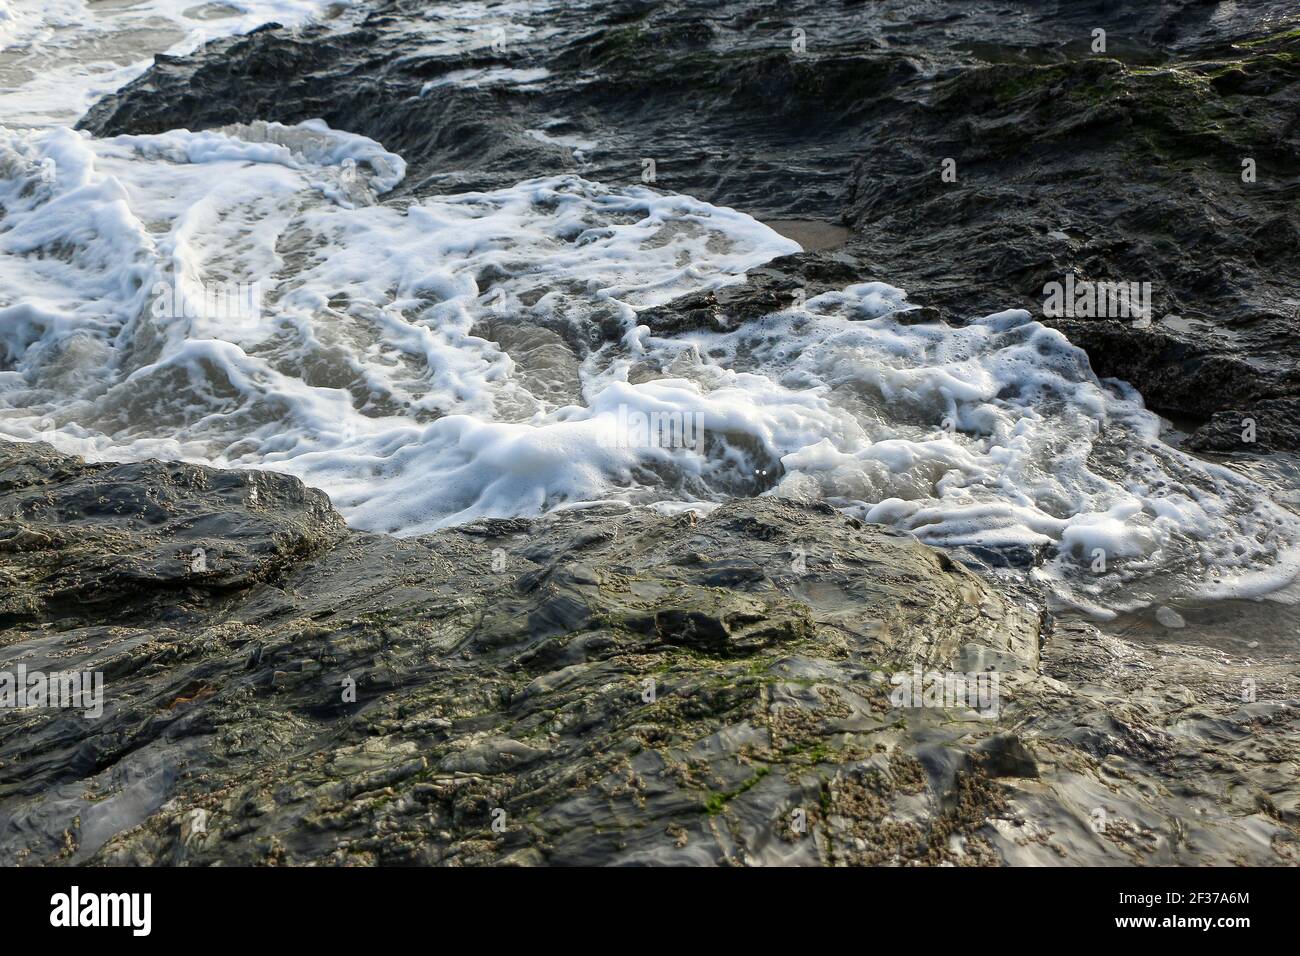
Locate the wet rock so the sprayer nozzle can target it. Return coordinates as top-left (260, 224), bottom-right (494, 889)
top-left (0, 441), bottom-right (344, 629)
top-left (637, 251), bottom-right (893, 334)
top-left (1187, 397), bottom-right (1300, 454)
top-left (893, 306), bottom-right (944, 326)
top-left (636, 277), bottom-right (802, 335)
top-left (974, 733), bottom-right (1039, 779)
top-left (1, 442), bottom-right (1294, 865)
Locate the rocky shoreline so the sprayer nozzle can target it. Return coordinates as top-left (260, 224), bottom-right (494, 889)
top-left (0, 440), bottom-right (1295, 865)
top-left (1, 0), bottom-right (1297, 866)
top-left (80, 0), bottom-right (1300, 446)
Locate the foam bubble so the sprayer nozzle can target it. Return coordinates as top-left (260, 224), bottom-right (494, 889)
top-left (0, 119), bottom-right (1296, 614)
top-left (0, 0), bottom-right (361, 129)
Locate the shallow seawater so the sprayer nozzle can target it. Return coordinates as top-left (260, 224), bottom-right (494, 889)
top-left (1, 2), bottom-right (1298, 626)
top-left (762, 219), bottom-right (852, 251)
top-left (1076, 569), bottom-right (1300, 660)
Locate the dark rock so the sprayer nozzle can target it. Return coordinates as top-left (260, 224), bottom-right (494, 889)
top-left (1187, 396), bottom-right (1300, 454)
top-left (637, 272), bottom-right (803, 334)
top-left (0, 440), bottom-right (1035, 864)
top-left (1, 442), bottom-right (1293, 864)
top-left (975, 733), bottom-right (1039, 779)
top-left (0, 442), bottom-right (344, 629)
top-left (894, 306), bottom-right (944, 326)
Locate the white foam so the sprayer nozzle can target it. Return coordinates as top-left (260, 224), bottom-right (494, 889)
top-left (1, 1), bottom-right (1297, 615)
top-left (421, 67), bottom-right (551, 94)
top-left (2, 118), bottom-right (1297, 615)
top-left (711, 301), bottom-right (1300, 612)
top-left (0, 0), bottom-right (360, 128)
top-left (0, 120), bottom-right (807, 525)
top-left (525, 124), bottom-right (598, 163)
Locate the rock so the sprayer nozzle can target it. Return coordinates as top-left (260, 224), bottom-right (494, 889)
top-left (636, 274), bottom-right (803, 334)
top-left (1, 441), bottom-right (1294, 865)
top-left (1187, 397), bottom-right (1300, 454)
top-left (0, 441), bottom-right (344, 629)
top-left (959, 644), bottom-right (1031, 675)
top-left (893, 306), bottom-right (944, 326)
top-left (975, 734), bottom-right (1039, 779)
top-left (180, 808), bottom-right (209, 845)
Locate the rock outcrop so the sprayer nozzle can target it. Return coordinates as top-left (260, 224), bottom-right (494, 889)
top-left (1, 442), bottom-right (1294, 865)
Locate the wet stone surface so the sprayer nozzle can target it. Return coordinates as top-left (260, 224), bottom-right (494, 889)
top-left (0, 442), bottom-right (1295, 865)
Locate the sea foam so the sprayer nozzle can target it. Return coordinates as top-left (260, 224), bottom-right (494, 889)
top-left (0, 0), bottom-right (360, 128)
top-left (0, 119), bottom-right (1296, 614)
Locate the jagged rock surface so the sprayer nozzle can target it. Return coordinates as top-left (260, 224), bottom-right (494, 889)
top-left (1, 442), bottom-right (1294, 866)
